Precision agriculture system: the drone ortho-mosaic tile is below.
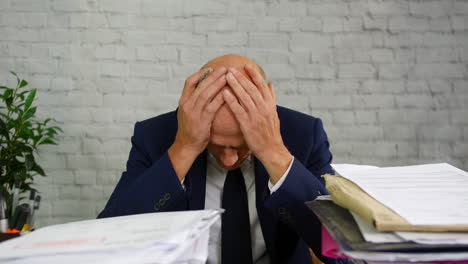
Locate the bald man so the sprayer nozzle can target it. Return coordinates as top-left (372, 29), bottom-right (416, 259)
top-left (98, 54), bottom-right (333, 264)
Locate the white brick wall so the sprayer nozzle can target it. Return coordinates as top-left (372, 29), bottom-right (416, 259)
top-left (0, 0), bottom-right (467, 227)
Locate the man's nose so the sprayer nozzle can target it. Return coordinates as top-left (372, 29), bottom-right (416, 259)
top-left (220, 148), bottom-right (238, 167)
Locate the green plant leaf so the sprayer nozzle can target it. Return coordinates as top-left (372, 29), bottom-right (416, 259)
top-left (1, 72), bottom-right (62, 200)
top-left (18, 126), bottom-right (33, 139)
top-left (46, 127), bottom-right (59, 135)
top-left (32, 135), bottom-right (42, 145)
top-left (22, 120), bottom-right (32, 128)
top-left (50, 126), bottom-right (63, 133)
top-left (43, 118), bottom-right (52, 126)
top-left (10, 71), bottom-right (20, 86)
top-left (39, 138), bottom-right (56, 145)
top-left (6, 97), bottom-right (13, 108)
top-left (25, 154), bottom-right (34, 170)
top-left (18, 90), bottom-right (29, 96)
top-left (23, 106), bottom-right (37, 120)
top-left (8, 103), bottom-right (19, 111)
top-left (4, 89), bottom-right (13, 99)
top-left (31, 162), bottom-right (45, 176)
top-left (0, 118), bottom-right (6, 131)
top-left (0, 130), bottom-right (10, 142)
top-left (19, 80), bottom-right (28, 89)
top-left (12, 142), bottom-right (33, 156)
top-left (24, 88), bottom-right (36, 111)
top-left (7, 120), bottom-right (16, 132)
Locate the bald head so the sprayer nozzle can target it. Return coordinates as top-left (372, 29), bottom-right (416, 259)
top-left (204, 54), bottom-right (267, 138)
top-left (202, 54), bottom-right (266, 79)
top-left (203, 54), bottom-right (267, 169)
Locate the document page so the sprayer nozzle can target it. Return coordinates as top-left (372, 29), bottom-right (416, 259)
top-left (0, 209), bottom-right (221, 264)
top-left (396, 231), bottom-right (468, 245)
top-left (332, 163), bottom-right (468, 226)
top-left (350, 212), bottom-right (405, 243)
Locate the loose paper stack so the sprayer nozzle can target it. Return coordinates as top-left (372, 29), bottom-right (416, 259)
top-left (0, 209), bottom-right (222, 264)
top-left (311, 163), bottom-right (468, 262)
top-left (327, 163), bottom-right (468, 232)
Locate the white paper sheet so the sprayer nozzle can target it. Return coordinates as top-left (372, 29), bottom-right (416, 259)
top-left (172, 230), bottom-right (210, 264)
top-left (331, 163), bottom-right (468, 226)
top-left (396, 231), bottom-right (468, 245)
top-left (3, 232), bottom-right (211, 264)
top-left (351, 211), bottom-right (468, 246)
top-left (350, 212), bottom-right (405, 243)
top-left (0, 209), bottom-right (221, 264)
top-left (343, 249), bottom-right (468, 262)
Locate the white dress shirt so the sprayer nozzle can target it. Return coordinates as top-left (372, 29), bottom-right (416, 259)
top-left (202, 153), bottom-right (294, 264)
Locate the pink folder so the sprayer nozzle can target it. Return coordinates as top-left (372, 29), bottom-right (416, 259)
top-left (321, 226), bottom-right (468, 263)
top-left (321, 226), bottom-right (348, 259)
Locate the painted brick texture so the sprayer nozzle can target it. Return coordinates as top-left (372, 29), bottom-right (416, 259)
top-left (0, 0), bottom-right (467, 227)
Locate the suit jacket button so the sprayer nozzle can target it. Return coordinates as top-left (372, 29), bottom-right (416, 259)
top-left (159, 198), bottom-right (165, 206)
top-left (154, 204), bottom-right (160, 211)
top-left (164, 193), bottom-right (171, 200)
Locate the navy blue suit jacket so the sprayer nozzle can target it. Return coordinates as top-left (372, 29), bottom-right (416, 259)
top-left (98, 106), bottom-right (333, 264)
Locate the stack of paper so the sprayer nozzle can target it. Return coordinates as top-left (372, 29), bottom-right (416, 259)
top-left (312, 163), bottom-right (468, 262)
top-left (307, 198), bottom-right (468, 263)
top-left (0, 209), bottom-right (222, 264)
top-left (332, 163), bottom-right (468, 227)
top-left (327, 163), bottom-right (468, 231)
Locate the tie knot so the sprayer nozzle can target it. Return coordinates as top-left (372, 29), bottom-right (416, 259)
top-left (225, 168), bottom-right (245, 186)
top-left (227, 168), bottom-right (242, 175)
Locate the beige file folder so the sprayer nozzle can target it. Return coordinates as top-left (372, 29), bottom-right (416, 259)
top-left (323, 174), bottom-right (468, 232)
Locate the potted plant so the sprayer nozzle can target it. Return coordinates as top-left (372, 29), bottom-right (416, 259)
top-left (0, 72), bottom-right (62, 222)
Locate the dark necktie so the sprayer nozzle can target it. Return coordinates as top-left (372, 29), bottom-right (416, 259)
top-left (221, 168), bottom-right (253, 264)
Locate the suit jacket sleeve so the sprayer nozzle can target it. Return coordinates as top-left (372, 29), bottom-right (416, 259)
top-left (98, 121), bottom-right (187, 218)
top-left (263, 118), bottom-right (333, 260)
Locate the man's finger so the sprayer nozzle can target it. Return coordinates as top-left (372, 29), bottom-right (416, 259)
top-left (226, 71), bottom-right (257, 113)
top-left (230, 67), bottom-right (265, 108)
top-left (180, 69), bottom-right (209, 105)
top-left (223, 89), bottom-right (248, 122)
top-left (194, 74), bottom-right (227, 111)
top-left (245, 64), bottom-right (271, 102)
top-left (196, 69), bottom-right (211, 88)
top-left (194, 67), bottom-right (227, 96)
top-left (204, 91), bottom-right (225, 115)
top-left (269, 82), bottom-right (276, 102)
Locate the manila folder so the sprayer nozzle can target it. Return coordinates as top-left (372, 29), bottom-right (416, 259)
top-left (323, 174), bottom-right (468, 232)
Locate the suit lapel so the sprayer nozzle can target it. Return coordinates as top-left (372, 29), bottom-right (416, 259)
top-left (254, 157), bottom-right (280, 263)
top-left (187, 151), bottom-right (207, 210)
